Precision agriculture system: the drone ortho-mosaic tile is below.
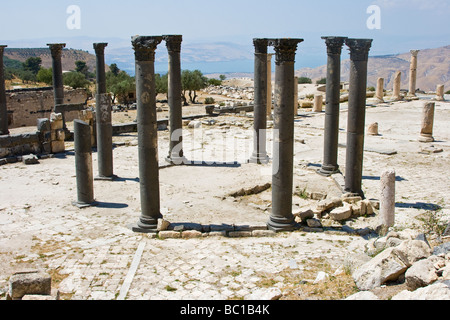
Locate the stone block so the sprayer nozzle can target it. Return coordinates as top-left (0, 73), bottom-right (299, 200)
top-left (51, 140), bottom-right (65, 154)
top-left (228, 231), bottom-right (252, 238)
top-left (181, 230), bottom-right (202, 239)
top-left (9, 271), bottom-right (51, 300)
top-left (158, 231), bottom-right (181, 239)
top-left (50, 119), bottom-right (64, 130)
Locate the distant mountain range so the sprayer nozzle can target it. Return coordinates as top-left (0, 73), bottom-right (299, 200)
top-left (4, 41), bottom-right (449, 92)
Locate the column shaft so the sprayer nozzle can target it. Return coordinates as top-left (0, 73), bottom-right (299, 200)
top-left (267, 38), bottom-right (303, 232)
top-left (392, 71), bottom-right (402, 101)
top-left (250, 39), bottom-right (269, 164)
top-left (318, 36), bottom-right (347, 176)
top-left (131, 36), bottom-right (163, 233)
top-left (164, 35), bottom-right (185, 165)
top-left (344, 38), bottom-right (373, 198)
top-left (0, 45), bottom-right (8, 135)
top-left (94, 43), bottom-right (115, 180)
top-left (48, 43), bottom-right (68, 134)
top-left (408, 50), bottom-right (419, 96)
top-left (267, 54), bottom-right (273, 119)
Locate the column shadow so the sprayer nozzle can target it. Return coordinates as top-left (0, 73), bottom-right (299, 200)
top-left (95, 201), bottom-right (129, 209)
top-left (395, 202), bottom-right (442, 211)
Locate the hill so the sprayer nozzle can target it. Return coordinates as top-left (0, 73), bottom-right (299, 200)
top-left (4, 48), bottom-right (97, 73)
top-left (296, 45), bottom-right (450, 92)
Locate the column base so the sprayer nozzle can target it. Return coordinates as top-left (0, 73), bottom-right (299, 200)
top-left (418, 135), bottom-right (434, 143)
top-left (165, 156), bottom-right (188, 166)
top-left (248, 153), bottom-right (270, 165)
top-left (128, 223), bottom-right (159, 234)
top-left (72, 200), bottom-right (97, 209)
top-left (129, 215), bottom-right (161, 233)
top-left (94, 174), bottom-right (118, 181)
top-left (0, 130), bottom-right (9, 136)
top-left (317, 165), bottom-right (340, 177)
top-left (267, 216), bottom-right (299, 232)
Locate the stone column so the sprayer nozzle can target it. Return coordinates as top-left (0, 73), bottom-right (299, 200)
top-left (313, 94), bottom-right (323, 112)
top-left (318, 36), bottom-right (347, 177)
top-left (0, 45), bottom-right (8, 135)
top-left (294, 77), bottom-right (299, 115)
top-left (391, 71), bottom-right (402, 101)
top-left (72, 119), bottom-right (96, 208)
top-left (249, 38), bottom-right (270, 164)
top-left (47, 43), bottom-right (68, 134)
top-left (419, 102), bottom-right (435, 143)
top-left (163, 35), bottom-right (186, 165)
top-left (130, 36), bottom-right (163, 233)
top-left (436, 84), bottom-right (445, 101)
top-left (380, 169), bottom-right (396, 230)
top-left (408, 50), bottom-right (419, 97)
top-left (267, 54), bottom-right (274, 119)
top-left (344, 38), bottom-right (373, 198)
top-left (93, 43), bottom-right (115, 181)
top-left (267, 38), bottom-right (303, 232)
top-left (375, 77), bottom-right (385, 102)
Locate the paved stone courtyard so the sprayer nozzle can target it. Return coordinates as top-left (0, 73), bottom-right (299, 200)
top-left (0, 96), bottom-right (449, 300)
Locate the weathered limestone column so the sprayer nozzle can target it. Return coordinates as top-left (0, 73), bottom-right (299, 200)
top-left (344, 38), bottom-right (373, 198)
top-left (318, 36), bottom-right (347, 177)
top-left (0, 45), bottom-right (8, 135)
top-left (93, 43), bottom-right (115, 181)
top-left (436, 84), bottom-right (445, 101)
top-left (163, 35), bottom-right (186, 165)
top-left (294, 77), bottom-right (299, 115)
top-left (419, 102), bottom-right (435, 143)
top-left (380, 169), bottom-right (396, 230)
top-left (375, 77), bottom-right (385, 102)
top-left (313, 94), bottom-right (323, 112)
top-left (250, 38), bottom-right (270, 164)
top-left (47, 43), bottom-right (68, 134)
top-left (72, 119), bottom-right (96, 208)
top-left (267, 38), bottom-right (303, 232)
top-left (267, 54), bottom-right (274, 119)
top-left (391, 71), bottom-right (402, 101)
top-left (130, 36), bottom-right (163, 233)
top-left (408, 50), bottom-right (419, 97)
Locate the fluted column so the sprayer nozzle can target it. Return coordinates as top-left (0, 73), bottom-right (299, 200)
top-left (408, 50), bottom-right (419, 97)
top-left (249, 38), bottom-right (270, 164)
top-left (93, 43), bottom-right (115, 180)
top-left (130, 36), bottom-right (163, 233)
top-left (344, 38), bottom-right (373, 198)
top-left (0, 45), bottom-right (8, 135)
top-left (318, 36), bottom-right (347, 177)
top-left (267, 38), bottom-right (303, 232)
top-left (163, 35), bottom-right (186, 165)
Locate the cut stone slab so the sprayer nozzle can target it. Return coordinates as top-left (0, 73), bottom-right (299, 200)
top-left (9, 270), bottom-right (51, 300)
top-left (329, 203), bottom-right (352, 221)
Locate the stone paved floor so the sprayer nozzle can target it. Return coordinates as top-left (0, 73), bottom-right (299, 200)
top-left (1, 97), bottom-right (449, 300)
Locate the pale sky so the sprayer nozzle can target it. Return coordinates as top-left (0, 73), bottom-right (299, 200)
top-left (0, 0), bottom-right (449, 71)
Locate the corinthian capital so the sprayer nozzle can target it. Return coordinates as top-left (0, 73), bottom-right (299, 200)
top-left (131, 36), bottom-right (163, 61)
top-left (253, 38), bottom-right (269, 54)
top-left (47, 43), bottom-right (66, 58)
top-left (268, 38), bottom-right (303, 64)
top-left (345, 38), bottom-right (373, 61)
top-left (163, 35), bottom-right (183, 53)
top-left (321, 36), bottom-right (347, 55)
top-left (93, 43), bottom-right (108, 55)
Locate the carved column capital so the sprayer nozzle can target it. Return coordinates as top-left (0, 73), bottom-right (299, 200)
top-left (163, 35), bottom-right (182, 53)
top-left (268, 38), bottom-right (303, 64)
top-left (253, 38), bottom-right (269, 54)
top-left (93, 43), bottom-right (108, 55)
top-left (47, 43), bottom-right (66, 58)
top-left (345, 38), bottom-right (372, 61)
top-left (321, 36), bottom-right (347, 55)
top-left (410, 50), bottom-right (420, 57)
top-left (0, 45), bottom-right (7, 55)
top-left (131, 36), bottom-right (163, 61)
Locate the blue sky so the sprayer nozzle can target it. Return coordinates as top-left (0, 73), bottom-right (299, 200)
top-left (0, 0), bottom-right (449, 73)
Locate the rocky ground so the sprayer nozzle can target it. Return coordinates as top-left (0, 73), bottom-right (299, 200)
top-left (0, 86), bottom-right (449, 301)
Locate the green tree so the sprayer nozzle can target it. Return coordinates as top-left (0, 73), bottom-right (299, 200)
top-left (22, 57), bottom-right (42, 75)
top-left (155, 73), bottom-right (168, 98)
top-left (181, 69), bottom-right (208, 104)
top-left (63, 71), bottom-right (90, 89)
top-left (106, 67), bottom-right (135, 105)
top-left (37, 67), bottom-right (53, 85)
top-left (219, 74), bottom-right (226, 81)
top-left (298, 77), bottom-right (312, 84)
top-left (316, 77), bottom-right (327, 85)
top-left (75, 60), bottom-right (89, 78)
top-left (109, 63), bottom-right (120, 76)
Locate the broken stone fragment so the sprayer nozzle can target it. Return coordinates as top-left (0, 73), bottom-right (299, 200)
top-left (9, 270), bottom-right (51, 300)
top-left (315, 197), bottom-right (343, 213)
top-left (329, 203), bottom-right (352, 221)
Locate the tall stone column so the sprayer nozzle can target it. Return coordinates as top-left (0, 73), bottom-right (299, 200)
top-left (267, 38), bottom-right (303, 232)
top-left (93, 43), bottom-right (115, 180)
top-left (375, 77), bottom-right (385, 102)
top-left (408, 50), bottom-right (419, 97)
top-left (267, 54), bottom-right (274, 119)
top-left (294, 77), bottom-right (299, 115)
top-left (0, 45), bottom-right (8, 135)
top-left (436, 84), bottom-right (445, 101)
top-left (318, 36), bottom-right (347, 177)
top-left (47, 43), bottom-right (68, 134)
top-left (344, 38), bottom-right (373, 198)
top-left (250, 38), bottom-right (270, 164)
top-left (163, 35), bottom-right (186, 165)
top-left (72, 119), bottom-right (96, 208)
top-left (380, 169), bottom-right (396, 231)
top-left (419, 102), bottom-right (435, 143)
top-left (130, 36), bottom-right (163, 233)
top-left (391, 71), bottom-right (402, 101)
